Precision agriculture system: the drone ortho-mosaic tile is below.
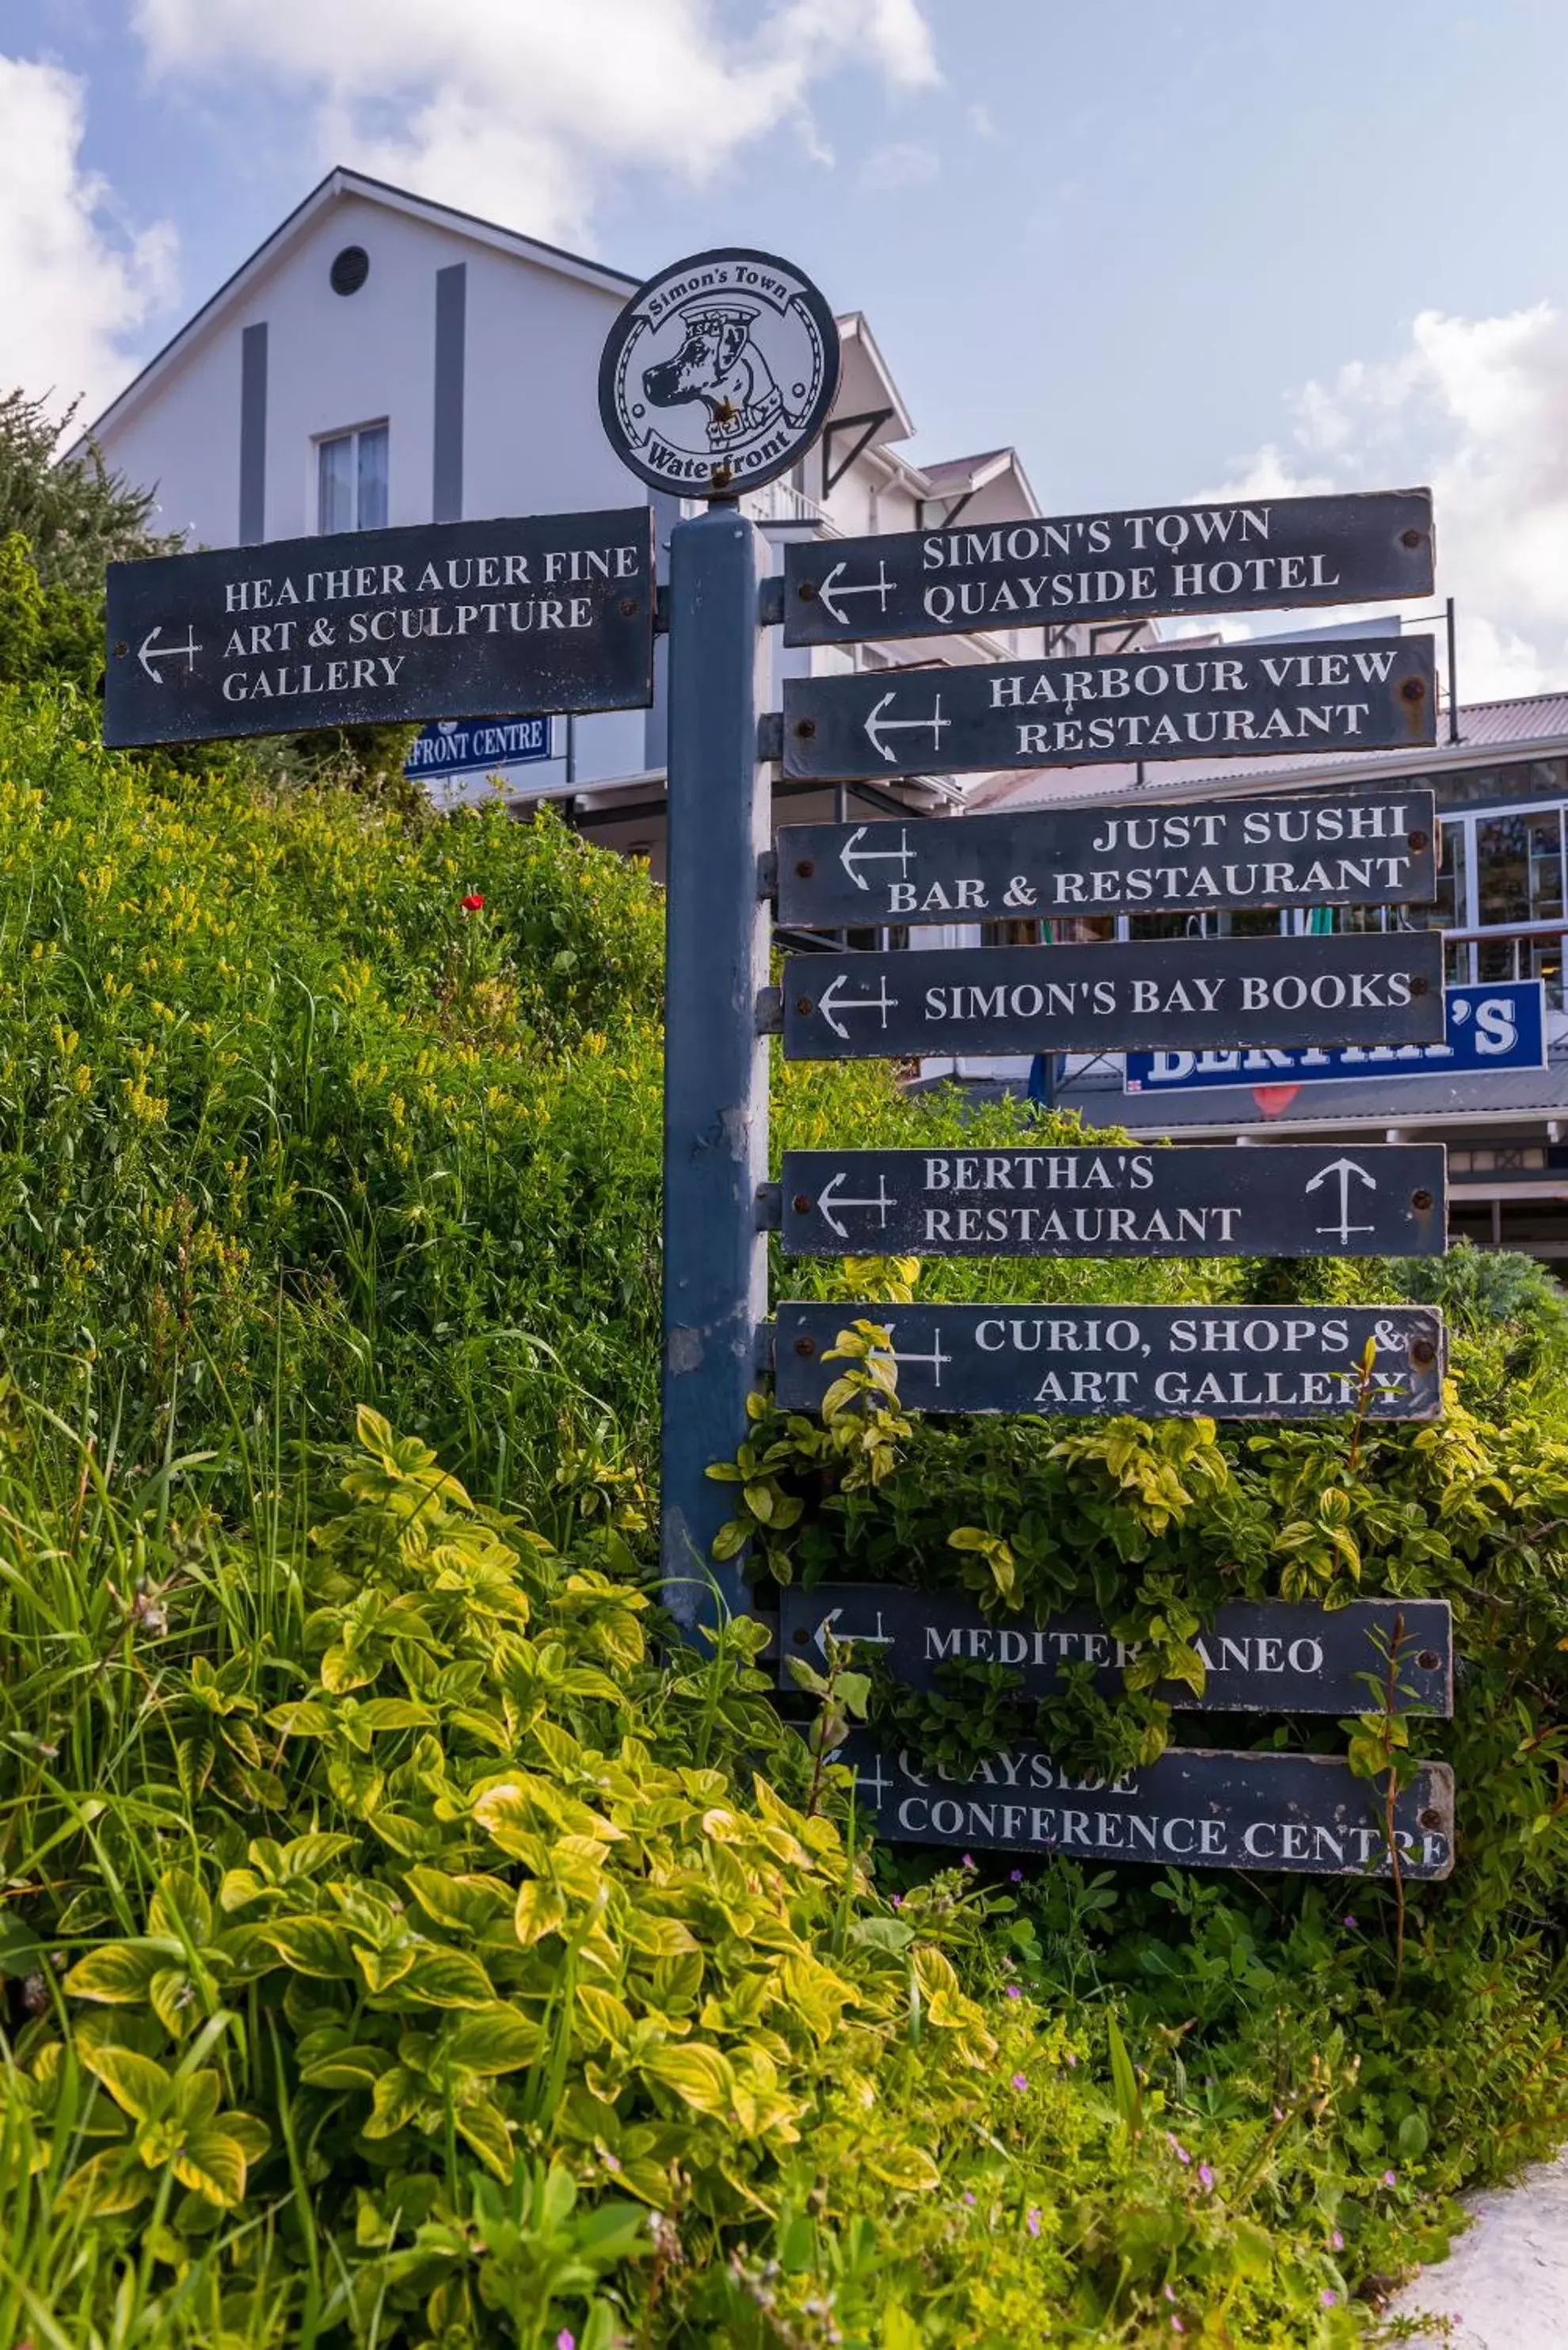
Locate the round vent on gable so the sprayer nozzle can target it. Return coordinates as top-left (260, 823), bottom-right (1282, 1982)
top-left (329, 246), bottom-right (371, 296)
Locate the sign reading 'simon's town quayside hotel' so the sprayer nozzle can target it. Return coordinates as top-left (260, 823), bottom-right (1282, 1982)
top-left (101, 233), bottom-right (1457, 1883)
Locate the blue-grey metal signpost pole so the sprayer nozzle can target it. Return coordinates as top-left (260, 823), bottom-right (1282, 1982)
top-left (660, 505), bottom-right (770, 1633)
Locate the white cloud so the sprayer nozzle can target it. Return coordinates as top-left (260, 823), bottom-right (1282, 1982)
top-left (132, 0), bottom-right (940, 249)
top-left (0, 55), bottom-right (177, 415)
top-left (1212, 304), bottom-right (1568, 703)
top-left (857, 140), bottom-right (939, 193)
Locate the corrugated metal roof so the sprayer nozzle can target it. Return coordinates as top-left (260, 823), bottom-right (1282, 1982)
top-left (970, 690), bottom-right (1568, 814)
top-left (941, 1054), bottom-right (1568, 1135)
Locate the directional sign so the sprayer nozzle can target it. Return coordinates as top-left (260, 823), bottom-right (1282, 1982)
top-left (773, 1303), bottom-right (1445, 1419)
top-left (778, 1143), bottom-right (1446, 1258)
top-left (777, 788), bottom-right (1438, 928)
top-left (781, 931), bottom-right (1446, 1061)
top-left (840, 1738), bottom-right (1456, 1878)
top-left (1126, 980), bottom-right (1547, 1093)
top-left (782, 488), bottom-right (1434, 648)
top-left (104, 509), bottom-right (656, 748)
top-left (779, 635), bottom-right (1435, 780)
top-left (781, 1585), bottom-right (1453, 1715)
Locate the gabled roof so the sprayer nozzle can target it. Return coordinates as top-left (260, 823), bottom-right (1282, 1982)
top-left (832, 311), bottom-right (915, 442)
top-left (77, 166), bottom-right (639, 453)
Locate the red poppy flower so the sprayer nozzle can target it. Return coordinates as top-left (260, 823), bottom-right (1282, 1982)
top-left (461, 892), bottom-right (485, 912)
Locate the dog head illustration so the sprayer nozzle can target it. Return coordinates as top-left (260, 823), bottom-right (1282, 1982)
top-left (641, 304), bottom-right (783, 445)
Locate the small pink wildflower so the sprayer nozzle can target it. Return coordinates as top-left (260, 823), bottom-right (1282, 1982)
top-left (1026, 2207), bottom-right (1041, 2238)
top-left (1064, 2050), bottom-right (1077, 2067)
top-left (1171, 2321), bottom-right (1186, 2338)
top-left (1198, 2163), bottom-right (1214, 2191)
top-left (1330, 2229), bottom-right (1344, 2250)
top-left (1383, 2168), bottom-right (1398, 2187)
top-left (961, 1853), bottom-right (977, 1871)
top-left (1005, 1985), bottom-right (1022, 2000)
top-left (1342, 1914), bottom-right (1357, 1929)
top-left (890, 1893), bottom-right (903, 1909)
top-left (1011, 2071), bottom-right (1029, 2092)
top-left (1164, 2284), bottom-right (1177, 2303)
top-left (1166, 2132), bottom-right (1191, 2165)
top-left (1010, 1868), bottom-right (1023, 1883)
top-left (963, 2191), bottom-right (976, 2207)
top-left (1321, 2290), bottom-right (1338, 2308)
top-left (557, 2334), bottom-right (576, 2350)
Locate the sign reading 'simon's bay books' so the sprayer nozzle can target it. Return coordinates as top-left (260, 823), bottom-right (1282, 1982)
top-left (105, 510), bottom-right (656, 747)
top-left (777, 788), bottom-right (1438, 928)
top-left (780, 635), bottom-right (1435, 781)
top-left (782, 1585), bottom-right (1454, 1715)
top-left (774, 1303), bottom-right (1445, 1419)
top-left (843, 1739), bottom-right (1456, 1879)
top-left (782, 488), bottom-right (1433, 648)
top-left (778, 1144), bottom-right (1447, 1258)
top-left (781, 931), bottom-right (1445, 1061)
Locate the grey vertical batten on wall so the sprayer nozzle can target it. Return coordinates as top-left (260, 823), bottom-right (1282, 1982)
top-left (238, 323), bottom-right (268, 544)
top-left (432, 265), bottom-right (467, 522)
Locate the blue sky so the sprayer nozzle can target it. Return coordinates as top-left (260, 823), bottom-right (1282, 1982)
top-left (5, 1), bottom-right (1568, 693)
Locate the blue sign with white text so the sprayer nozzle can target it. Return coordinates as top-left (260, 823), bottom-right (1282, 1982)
top-left (1124, 980), bottom-right (1547, 1093)
top-left (405, 716), bottom-right (550, 781)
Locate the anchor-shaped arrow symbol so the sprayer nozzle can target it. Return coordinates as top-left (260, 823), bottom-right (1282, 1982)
top-left (138, 625), bottom-right (202, 683)
top-left (816, 1170), bottom-right (895, 1239)
top-left (869, 1331), bottom-right (953, 1390)
top-left (864, 690), bottom-right (949, 767)
top-left (837, 825), bottom-right (915, 890)
top-left (1304, 1156), bottom-right (1377, 1244)
top-left (816, 972), bottom-right (899, 1041)
top-left (811, 1605), bottom-right (895, 1660)
top-left (817, 558), bottom-right (894, 629)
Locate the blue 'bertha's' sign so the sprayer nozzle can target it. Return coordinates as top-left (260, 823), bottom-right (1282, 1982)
top-left (1125, 980), bottom-right (1545, 1094)
top-left (405, 716), bottom-right (550, 781)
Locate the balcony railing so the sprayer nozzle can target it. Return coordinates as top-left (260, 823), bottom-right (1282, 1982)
top-left (740, 478), bottom-right (834, 531)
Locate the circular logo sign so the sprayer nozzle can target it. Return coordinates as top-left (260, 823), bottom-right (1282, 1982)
top-left (599, 247), bottom-right (840, 497)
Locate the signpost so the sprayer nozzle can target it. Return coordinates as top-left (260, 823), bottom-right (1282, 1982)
top-left (778, 634), bottom-right (1436, 780)
top-left (102, 234), bottom-right (1461, 1883)
top-left (1125, 980), bottom-right (1547, 1093)
top-left (105, 510), bottom-right (656, 747)
top-left (782, 488), bottom-right (1434, 648)
top-left (781, 931), bottom-right (1445, 1061)
top-left (842, 1739), bottom-right (1456, 1878)
top-left (778, 1142), bottom-right (1446, 1257)
top-left (774, 1303), bottom-right (1445, 1419)
top-left (778, 787), bottom-right (1439, 927)
top-left (782, 1585), bottom-right (1453, 1714)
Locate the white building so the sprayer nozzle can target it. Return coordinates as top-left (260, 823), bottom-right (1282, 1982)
top-left (80, 166), bottom-right (1101, 870)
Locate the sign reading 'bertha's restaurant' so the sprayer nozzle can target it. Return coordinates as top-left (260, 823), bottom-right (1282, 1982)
top-left (778, 1143), bottom-right (1447, 1259)
top-left (774, 1304), bottom-right (1445, 1419)
top-left (782, 488), bottom-right (1434, 646)
top-left (780, 635), bottom-right (1435, 780)
top-left (777, 788), bottom-right (1439, 928)
top-left (105, 511), bottom-right (656, 748)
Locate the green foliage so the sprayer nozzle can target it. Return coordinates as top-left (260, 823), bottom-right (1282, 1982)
top-left (0, 679), bottom-right (1562, 2338)
top-left (0, 528), bottom-right (101, 690)
top-left (0, 387), bottom-right (181, 599)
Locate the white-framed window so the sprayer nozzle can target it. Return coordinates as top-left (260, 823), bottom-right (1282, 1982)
top-left (317, 422), bottom-right (388, 532)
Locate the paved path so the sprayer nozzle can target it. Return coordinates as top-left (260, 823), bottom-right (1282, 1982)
top-left (1381, 2147), bottom-right (1568, 2345)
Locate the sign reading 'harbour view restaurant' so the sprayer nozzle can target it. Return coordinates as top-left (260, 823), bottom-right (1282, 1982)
top-left (781, 634), bottom-right (1435, 780)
